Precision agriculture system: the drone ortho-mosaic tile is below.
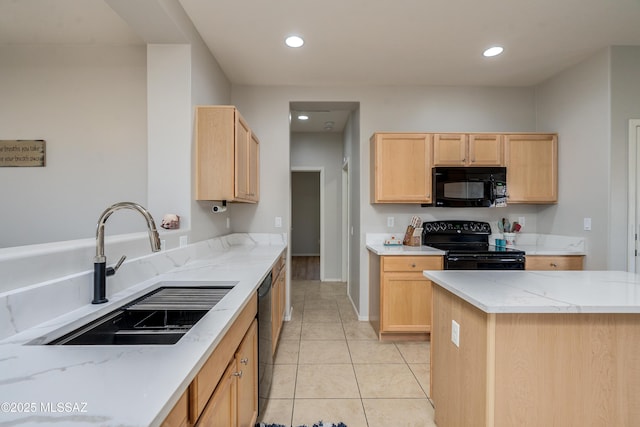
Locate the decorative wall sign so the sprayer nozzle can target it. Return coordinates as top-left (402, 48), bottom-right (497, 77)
top-left (0, 140), bottom-right (46, 167)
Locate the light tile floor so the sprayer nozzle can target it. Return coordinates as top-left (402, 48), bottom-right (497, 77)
top-left (258, 280), bottom-right (437, 427)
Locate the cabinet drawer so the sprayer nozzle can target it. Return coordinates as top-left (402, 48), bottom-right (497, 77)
top-left (525, 255), bottom-right (584, 270)
top-left (382, 256), bottom-right (443, 272)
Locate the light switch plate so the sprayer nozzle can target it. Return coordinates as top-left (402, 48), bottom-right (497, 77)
top-left (179, 235), bottom-right (188, 247)
top-left (584, 217), bottom-right (592, 231)
top-left (275, 217), bottom-right (282, 228)
top-left (387, 217), bottom-right (395, 227)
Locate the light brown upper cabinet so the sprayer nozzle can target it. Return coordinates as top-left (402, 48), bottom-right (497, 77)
top-left (371, 133), bottom-right (433, 203)
top-left (195, 106), bottom-right (259, 202)
top-left (505, 134), bottom-right (558, 203)
top-left (433, 133), bottom-right (503, 166)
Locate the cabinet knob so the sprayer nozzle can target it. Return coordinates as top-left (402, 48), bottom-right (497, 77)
top-left (240, 358), bottom-right (249, 365)
top-left (233, 370), bottom-right (243, 378)
top-left (550, 263), bottom-right (558, 268)
top-left (411, 263), bottom-right (416, 268)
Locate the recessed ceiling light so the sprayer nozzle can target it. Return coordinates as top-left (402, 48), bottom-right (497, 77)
top-left (297, 114), bottom-right (309, 120)
top-left (285, 35), bottom-right (304, 48)
top-left (483, 46), bottom-right (504, 57)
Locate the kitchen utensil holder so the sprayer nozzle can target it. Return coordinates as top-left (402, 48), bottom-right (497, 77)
top-left (503, 232), bottom-right (516, 246)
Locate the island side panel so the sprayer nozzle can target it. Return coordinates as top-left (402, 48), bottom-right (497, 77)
top-left (493, 312), bottom-right (640, 427)
top-left (432, 284), bottom-right (490, 426)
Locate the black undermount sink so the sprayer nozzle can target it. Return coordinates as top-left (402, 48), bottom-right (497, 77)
top-left (44, 284), bottom-right (235, 346)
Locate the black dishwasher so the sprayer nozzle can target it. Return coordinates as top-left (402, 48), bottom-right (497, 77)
top-left (257, 272), bottom-right (272, 415)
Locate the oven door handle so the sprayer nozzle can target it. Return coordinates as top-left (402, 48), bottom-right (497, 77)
top-left (448, 256), bottom-right (524, 262)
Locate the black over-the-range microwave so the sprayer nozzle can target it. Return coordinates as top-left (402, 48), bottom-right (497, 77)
top-left (424, 167), bottom-right (507, 208)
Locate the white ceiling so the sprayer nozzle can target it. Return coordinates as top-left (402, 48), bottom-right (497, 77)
top-left (3, 0), bottom-right (640, 131)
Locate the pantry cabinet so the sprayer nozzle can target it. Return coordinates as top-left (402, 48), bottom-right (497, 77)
top-left (195, 106), bottom-right (259, 202)
top-left (525, 255), bottom-right (584, 270)
top-left (433, 133), bottom-right (503, 166)
top-left (369, 254), bottom-right (443, 340)
top-left (370, 133), bottom-right (433, 203)
top-left (505, 133), bottom-right (558, 203)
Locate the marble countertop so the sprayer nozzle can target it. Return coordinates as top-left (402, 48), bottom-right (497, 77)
top-left (366, 232), bottom-right (586, 256)
top-left (0, 236), bottom-right (286, 427)
top-left (366, 243), bottom-right (445, 256)
top-left (424, 270), bottom-right (640, 314)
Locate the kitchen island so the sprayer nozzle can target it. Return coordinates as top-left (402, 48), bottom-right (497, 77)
top-left (423, 270), bottom-right (640, 427)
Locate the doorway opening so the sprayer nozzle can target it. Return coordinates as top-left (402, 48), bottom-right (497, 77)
top-left (291, 169), bottom-right (322, 280)
top-left (289, 101), bottom-right (358, 286)
top-left (627, 119), bottom-right (640, 272)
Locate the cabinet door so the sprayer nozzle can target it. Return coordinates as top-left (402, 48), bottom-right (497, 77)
top-left (236, 320), bottom-right (258, 427)
top-left (505, 134), bottom-right (558, 203)
top-left (195, 106), bottom-right (235, 201)
top-left (247, 132), bottom-right (259, 201)
top-left (196, 360), bottom-right (237, 427)
top-left (235, 113), bottom-right (251, 201)
top-left (371, 133), bottom-right (432, 203)
top-left (468, 134), bottom-right (503, 166)
top-left (433, 134), bottom-right (467, 166)
top-left (381, 272), bottom-right (432, 332)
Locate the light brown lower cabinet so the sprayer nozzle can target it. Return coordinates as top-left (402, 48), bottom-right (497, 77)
top-left (369, 254), bottom-right (443, 341)
top-left (162, 295), bottom-right (258, 427)
top-left (525, 255), bottom-right (584, 270)
top-left (197, 320), bottom-right (258, 427)
top-left (196, 360), bottom-right (237, 427)
top-left (235, 320), bottom-right (258, 427)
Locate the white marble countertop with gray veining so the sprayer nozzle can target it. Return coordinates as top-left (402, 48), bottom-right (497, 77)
top-left (365, 232), bottom-right (586, 256)
top-left (424, 270), bottom-right (640, 314)
top-left (0, 234), bottom-right (286, 427)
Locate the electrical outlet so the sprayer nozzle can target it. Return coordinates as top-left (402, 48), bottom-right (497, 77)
top-left (387, 217), bottom-right (395, 227)
top-left (179, 235), bottom-right (188, 247)
top-left (584, 217), bottom-right (592, 231)
top-left (451, 320), bottom-right (460, 347)
top-left (226, 217), bottom-right (230, 229)
top-left (518, 216), bottom-right (525, 227)
top-left (275, 216), bottom-right (282, 228)
top-left (160, 239), bottom-right (166, 251)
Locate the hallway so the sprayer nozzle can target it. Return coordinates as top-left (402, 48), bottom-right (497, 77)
top-left (258, 280), bottom-right (436, 427)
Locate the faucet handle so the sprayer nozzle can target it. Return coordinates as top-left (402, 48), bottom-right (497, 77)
top-left (106, 255), bottom-right (127, 276)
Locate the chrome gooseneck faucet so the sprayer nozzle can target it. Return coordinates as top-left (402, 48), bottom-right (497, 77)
top-left (93, 202), bottom-right (161, 304)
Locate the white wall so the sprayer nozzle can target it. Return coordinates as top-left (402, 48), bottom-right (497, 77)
top-left (231, 85), bottom-right (536, 317)
top-left (0, 44), bottom-right (147, 248)
top-left (534, 49), bottom-right (611, 270)
top-left (291, 132), bottom-right (344, 280)
top-left (0, 2), bottom-right (233, 289)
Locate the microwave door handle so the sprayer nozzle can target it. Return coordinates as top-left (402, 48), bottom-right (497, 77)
top-left (489, 178), bottom-right (496, 203)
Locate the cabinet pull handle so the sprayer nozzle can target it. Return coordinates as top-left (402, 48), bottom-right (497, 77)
top-left (233, 370), bottom-right (243, 378)
top-left (550, 263), bottom-right (558, 268)
top-left (240, 358), bottom-right (249, 365)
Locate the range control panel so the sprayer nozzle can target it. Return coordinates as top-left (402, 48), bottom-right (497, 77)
top-left (422, 220), bottom-right (491, 234)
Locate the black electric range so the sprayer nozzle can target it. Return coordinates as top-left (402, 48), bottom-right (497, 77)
top-left (421, 220), bottom-right (525, 270)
